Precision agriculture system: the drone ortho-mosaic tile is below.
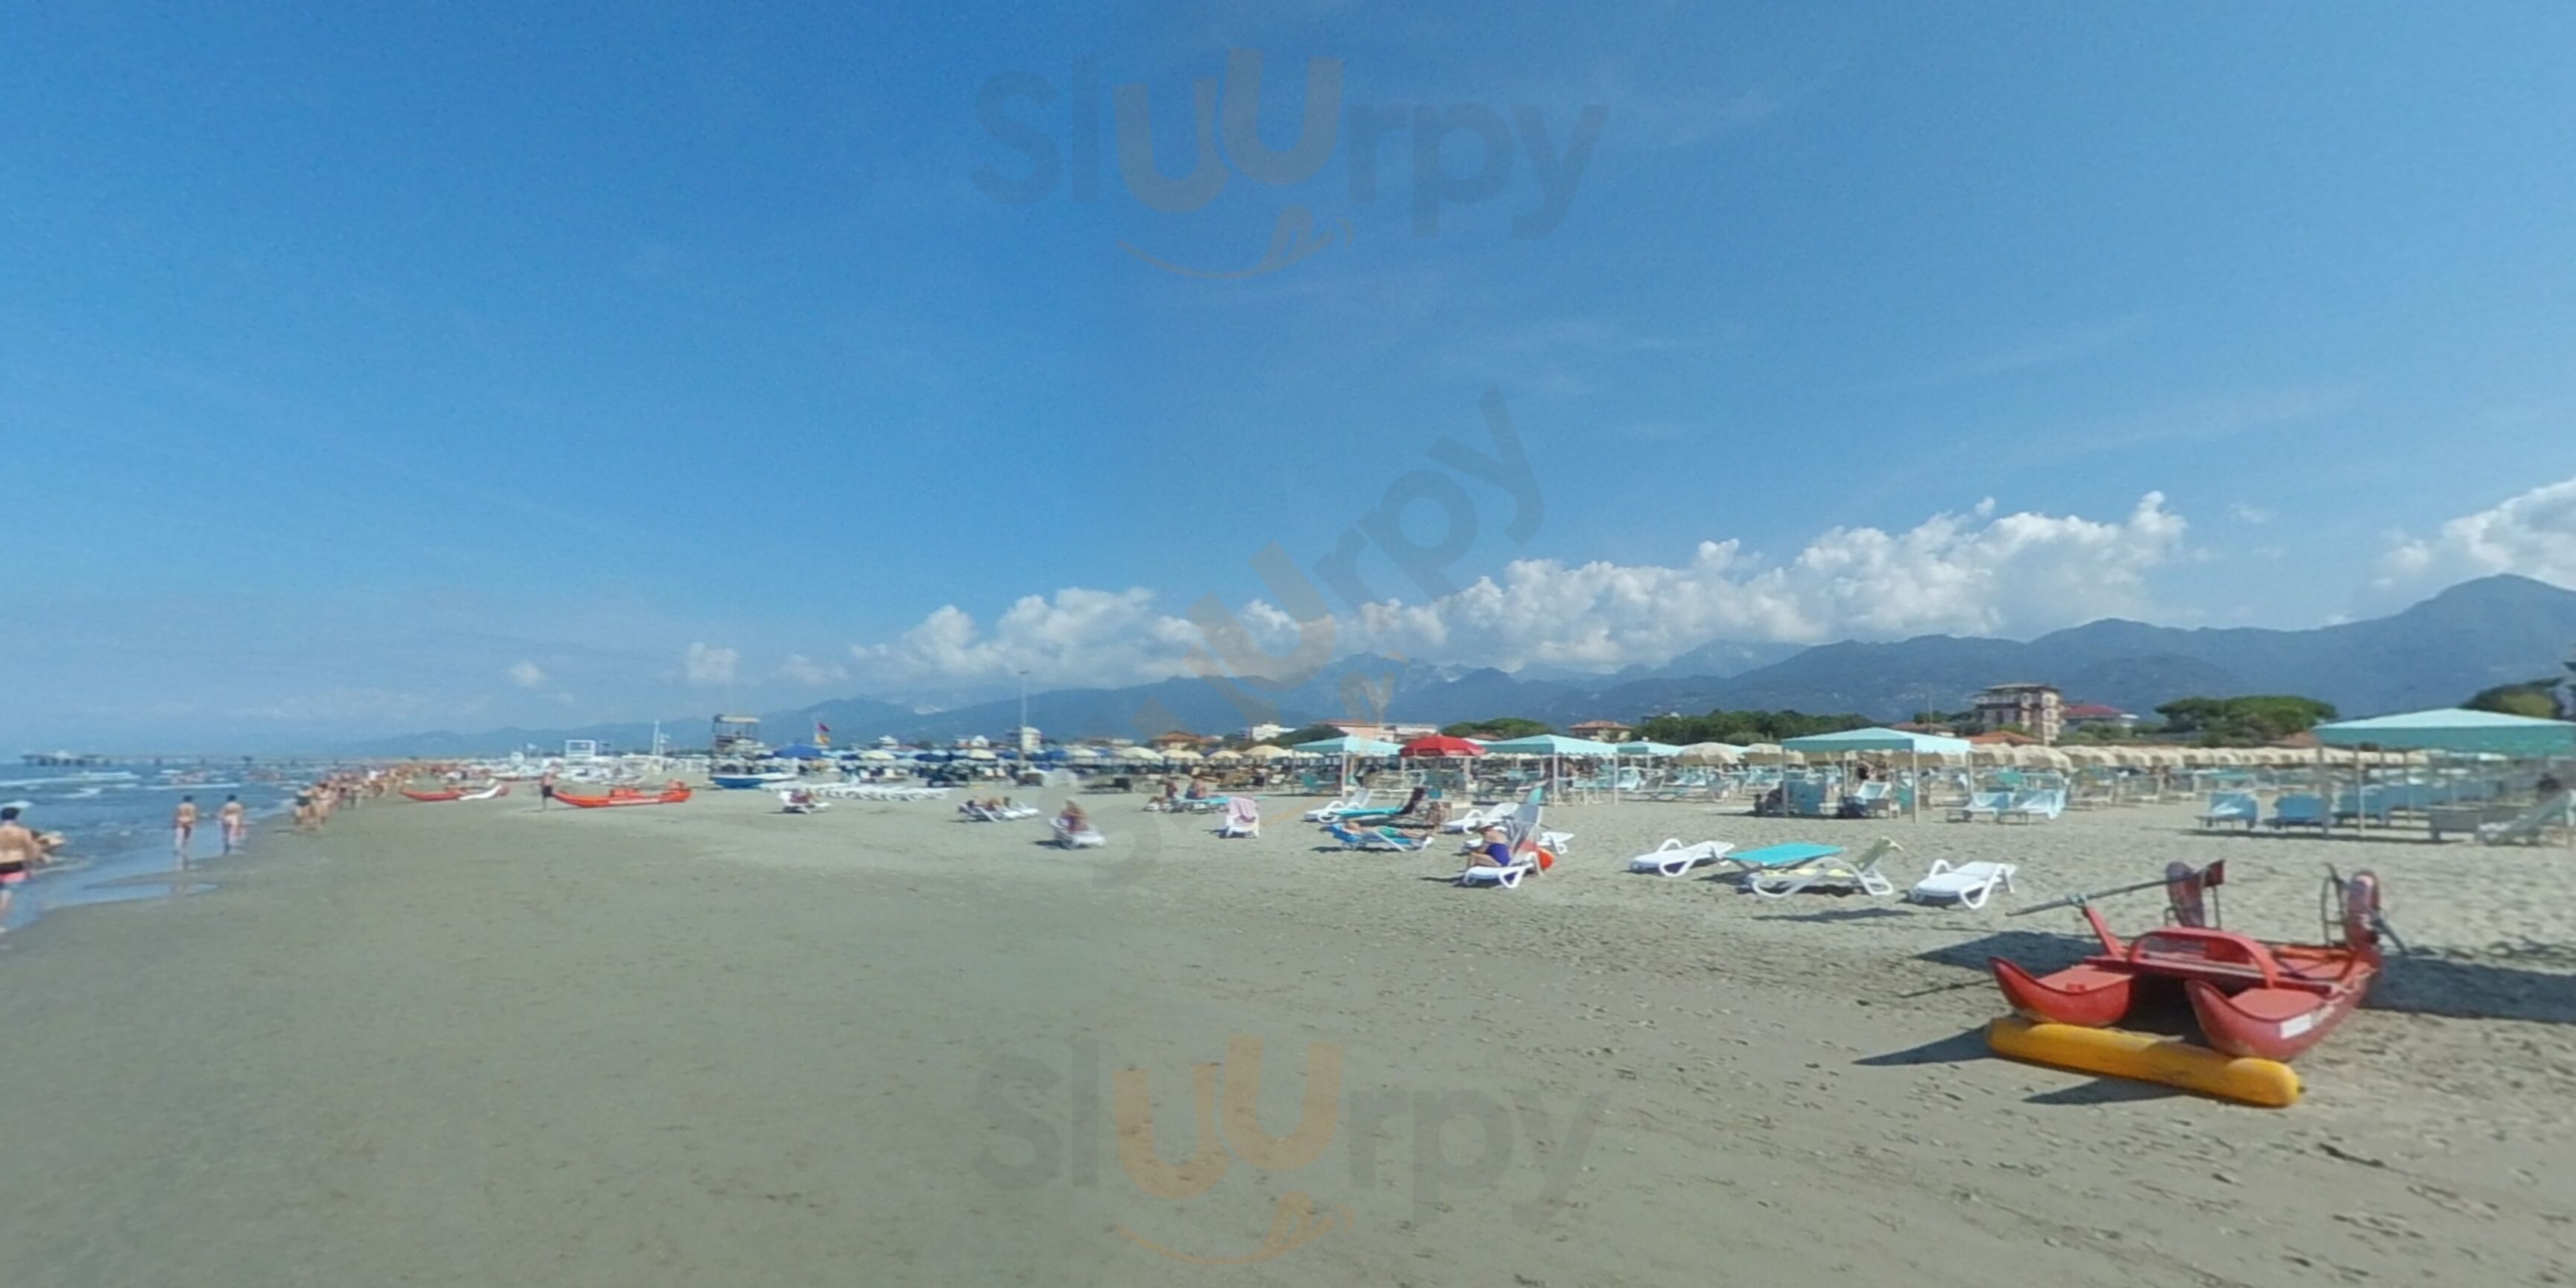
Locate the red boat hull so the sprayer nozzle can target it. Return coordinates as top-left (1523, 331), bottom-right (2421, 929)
top-left (1990, 870), bottom-right (2384, 1063)
top-left (401, 789), bottom-right (463, 803)
top-left (554, 785), bottom-right (693, 808)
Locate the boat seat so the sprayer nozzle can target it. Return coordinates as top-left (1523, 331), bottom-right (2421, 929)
top-left (2043, 964), bottom-right (2133, 996)
top-left (2225, 988), bottom-right (2323, 1022)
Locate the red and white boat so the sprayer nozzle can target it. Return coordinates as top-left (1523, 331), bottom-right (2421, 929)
top-left (1989, 862), bottom-right (2390, 1063)
top-left (400, 788), bottom-right (464, 803)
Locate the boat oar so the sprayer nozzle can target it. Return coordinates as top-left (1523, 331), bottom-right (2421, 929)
top-left (2007, 872), bottom-right (2183, 918)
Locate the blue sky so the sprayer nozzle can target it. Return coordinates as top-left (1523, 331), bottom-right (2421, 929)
top-left (6, 3), bottom-right (2575, 748)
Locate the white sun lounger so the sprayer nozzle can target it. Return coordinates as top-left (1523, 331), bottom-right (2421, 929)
top-left (1906, 859), bottom-right (2017, 909)
top-left (1626, 838), bottom-right (1735, 877)
top-left (1301, 790), bottom-right (1374, 822)
top-left (1051, 818), bottom-right (1105, 848)
top-left (2478, 791), bottom-right (2575, 845)
top-left (1458, 855), bottom-right (1541, 888)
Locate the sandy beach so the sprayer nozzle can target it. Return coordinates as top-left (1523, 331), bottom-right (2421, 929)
top-left (2, 785), bottom-right (2571, 1286)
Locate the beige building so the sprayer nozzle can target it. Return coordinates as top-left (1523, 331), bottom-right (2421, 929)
top-left (1972, 684), bottom-right (2064, 744)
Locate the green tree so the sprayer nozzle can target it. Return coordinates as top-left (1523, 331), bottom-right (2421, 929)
top-left (1273, 723), bottom-right (1351, 747)
top-left (1441, 716), bottom-right (1553, 740)
top-left (2152, 695), bottom-right (2337, 745)
top-left (2464, 680), bottom-right (2563, 719)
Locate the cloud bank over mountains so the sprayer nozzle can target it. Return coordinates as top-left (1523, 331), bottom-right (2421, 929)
top-left (798, 479), bottom-right (2575, 704)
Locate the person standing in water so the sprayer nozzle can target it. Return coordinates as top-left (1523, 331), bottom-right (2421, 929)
top-left (0, 806), bottom-right (39, 932)
top-left (173, 795), bottom-right (199, 863)
top-left (217, 795), bottom-right (247, 854)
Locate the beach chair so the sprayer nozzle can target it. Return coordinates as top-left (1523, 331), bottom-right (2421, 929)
top-left (1847, 780), bottom-right (1898, 818)
top-left (2478, 791), bottom-right (2575, 846)
top-left (1324, 822), bottom-right (1423, 851)
top-left (1219, 797), bottom-right (1260, 839)
top-left (1745, 839), bottom-right (1901, 900)
top-left (2197, 791), bottom-right (2259, 831)
top-left (1948, 791), bottom-right (2009, 823)
top-left (1439, 805), bottom-right (1497, 834)
top-left (1050, 818), bottom-right (1105, 848)
top-left (2000, 789), bottom-right (2063, 824)
top-left (1626, 838), bottom-right (1735, 877)
top-left (1907, 859), bottom-right (2017, 909)
top-left (1710, 841), bottom-right (1846, 879)
top-left (2267, 793), bottom-right (2329, 831)
top-left (1457, 849), bottom-right (1542, 888)
top-left (2332, 788), bottom-right (2393, 827)
top-left (1301, 791), bottom-right (1373, 822)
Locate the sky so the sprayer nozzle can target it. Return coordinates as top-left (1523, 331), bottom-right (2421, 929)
top-left (5, 3), bottom-right (2576, 749)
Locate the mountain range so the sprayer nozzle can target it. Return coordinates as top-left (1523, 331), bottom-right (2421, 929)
top-left (334, 575), bottom-right (2576, 755)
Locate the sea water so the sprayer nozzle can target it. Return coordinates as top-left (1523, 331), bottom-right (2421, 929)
top-left (1, 765), bottom-right (303, 933)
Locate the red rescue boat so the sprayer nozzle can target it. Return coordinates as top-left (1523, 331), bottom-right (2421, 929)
top-left (401, 789), bottom-right (464, 803)
top-left (1989, 862), bottom-right (2392, 1063)
top-left (552, 781), bottom-right (694, 809)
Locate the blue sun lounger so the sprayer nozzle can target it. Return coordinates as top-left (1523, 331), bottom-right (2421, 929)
top-left (1716, 842), bottom-right (1843, 874)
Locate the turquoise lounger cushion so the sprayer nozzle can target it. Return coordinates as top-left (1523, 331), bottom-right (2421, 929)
top-left (1729, 842), bottom-right (1843, 868)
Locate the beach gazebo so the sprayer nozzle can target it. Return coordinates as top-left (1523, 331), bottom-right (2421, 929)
top-left (1780, 727), bottom-right (1973, 821)
top-left (1292, 735), bottom-right (1403, 793)
top-left (2315, 708), bottom-right (2576, 829)
top-left (1478, 733), bottom-right (1617, 800)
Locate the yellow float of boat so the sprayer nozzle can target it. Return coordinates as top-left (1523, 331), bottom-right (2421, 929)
top-left (1986, 1017), bottom-right (2302, 1108)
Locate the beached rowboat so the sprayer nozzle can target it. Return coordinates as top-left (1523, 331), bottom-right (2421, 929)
top-left (553, 782), bottom-right (694, 809)
top-left (400, 789), bottom-right (464, 803)
top-left (1989, 863), bottom-right (2388, 1062)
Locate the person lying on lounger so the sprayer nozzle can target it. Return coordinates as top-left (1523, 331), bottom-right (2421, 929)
top-left (1388, 800), bottom-right (1450, 834)
top-left (1460, 825), bottom-right (1520, 877)
top-left (1056, 801), bottom-right (1089, 833)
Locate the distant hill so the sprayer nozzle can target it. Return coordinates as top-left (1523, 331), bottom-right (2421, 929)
top-left (339, 575), bottom-right (2576, 752)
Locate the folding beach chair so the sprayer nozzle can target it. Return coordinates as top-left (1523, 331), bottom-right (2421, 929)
top-left (1219, 796), bottom-right (1260, 839)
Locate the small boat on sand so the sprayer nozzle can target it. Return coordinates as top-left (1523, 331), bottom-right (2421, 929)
top-left (1990, 862), bottom-right (2392, 1062)
top-left (554, 782), bottom-right (694, 809)
top-left (401, 789), bottom-right (464, 803)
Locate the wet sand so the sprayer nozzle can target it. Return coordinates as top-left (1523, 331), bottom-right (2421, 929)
top-left (1, 786), bottom-right (2570, 1285)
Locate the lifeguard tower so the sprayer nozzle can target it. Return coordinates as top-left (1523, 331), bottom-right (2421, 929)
top-left (713, 715), bottom-right (763, 757)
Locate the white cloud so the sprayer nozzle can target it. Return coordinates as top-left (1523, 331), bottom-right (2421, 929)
top-left (2229, 503), bottom-right (2275, 525)
top-left (2377, 474), bottom-right (2576, 594)
top-left (850, 588), bottom-right (1218, 692)
top-left (683, 643), bottom-right (740, 686)
top-left (1347, 493), bottom-right (2188, 669)
top-left (777, 653), bottom-right (849, 686)
top-left (506, 660), bottom-right (549, 689)
top-left (842, 494), bottom-right (2191, 692)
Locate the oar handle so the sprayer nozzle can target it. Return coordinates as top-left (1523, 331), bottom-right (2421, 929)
top-left (2007, 872), bottom-right (2177, 917)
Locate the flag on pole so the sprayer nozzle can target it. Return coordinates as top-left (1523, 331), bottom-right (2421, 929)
top-left (816, 722), bottom-right (832, 748)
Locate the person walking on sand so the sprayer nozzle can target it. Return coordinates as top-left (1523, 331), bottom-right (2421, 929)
top-left (540, 769), bottom-right (557, 812)
top-left (0, 805), bottom-right (38, 932)
top-left (173, 795), bottom-right (199, 862)
top-left (217, 795), bottom-right (247, 854)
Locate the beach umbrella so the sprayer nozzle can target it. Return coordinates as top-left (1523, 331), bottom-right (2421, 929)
top-left (1240, 744), bottom-right (1292, 760)
top-left (1398, 735), bottom-right (1484, 758)
top-left (1676, 742), bottom-right (1743, 765)
top-left (1207, 748), bottom-right (1243, 762)
top-left (1117, 745), bottom-right (1163, 762)
top-left (1164, 748), bottom-right (1205, 763)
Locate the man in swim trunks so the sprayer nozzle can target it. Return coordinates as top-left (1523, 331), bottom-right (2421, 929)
top-left (218, 795), bottom-right (247, 854)
top-left (174, 795), bottom-right (199, 862)
top-left (0, 805), bottom-right (38, 930)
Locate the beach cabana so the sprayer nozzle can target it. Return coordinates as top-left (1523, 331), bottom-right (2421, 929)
top-left (1781, 727), bottom-right (1974, 821)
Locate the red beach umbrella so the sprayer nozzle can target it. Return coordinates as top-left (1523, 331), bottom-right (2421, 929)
top-left (1398, 735), bottom-right (1484, 758)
